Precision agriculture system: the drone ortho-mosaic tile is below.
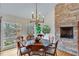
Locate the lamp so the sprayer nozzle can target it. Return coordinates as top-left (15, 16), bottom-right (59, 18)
top-left (30, 3), bottom-right (44, 24)
top-left (30, 3), bottom-right (44, 35)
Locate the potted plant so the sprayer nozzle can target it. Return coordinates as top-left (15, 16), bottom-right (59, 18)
top-left (42, 25), bottom-right (51, 40)
top-left (42, 25), bottom-right (51, 34)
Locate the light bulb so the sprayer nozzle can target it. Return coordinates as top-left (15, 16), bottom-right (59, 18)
top-left (39, 12), bottom-right (41, 15)
top-left (32, 12), bottom-right (34, 19)
top-left (32, 12), bottom-right (34, 14)
top-left (43, 16), bottom-right (44, 18)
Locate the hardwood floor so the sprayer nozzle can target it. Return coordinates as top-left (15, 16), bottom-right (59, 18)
top-left (0, 48), bottom-right (17, 56)
top-left (57, 50), bottom-right (73, 56)
top-left (0, 48), bottom-right (73, 56)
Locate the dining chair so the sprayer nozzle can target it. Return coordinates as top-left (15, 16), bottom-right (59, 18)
top-left (16, 36), bottom-right (31, 56)
top-left (44, 40), bottom-right (59, 56)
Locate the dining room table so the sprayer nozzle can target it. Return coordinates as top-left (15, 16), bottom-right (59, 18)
top-left (25, 39), bottom-right (50, 47)
top-left (24, 39), bottom-right (51, 55)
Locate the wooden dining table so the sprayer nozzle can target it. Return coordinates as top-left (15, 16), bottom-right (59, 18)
top-left (26, 42), bottom-right (45, 51)
top-left (25, 41), bottom-right (44, 55)
top-left (25, 39), bottom-right (50, 55)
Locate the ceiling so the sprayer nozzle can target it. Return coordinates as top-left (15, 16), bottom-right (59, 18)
top-left (0, 3), bottom-right (56, 19)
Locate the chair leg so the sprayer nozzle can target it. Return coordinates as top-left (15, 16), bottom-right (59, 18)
top-left (44, 52), bottom-right (46, 56)
top-left (43, 52), bottom-right (45, 56)
top-left (17, 51), bottom-right (21, 56)
top-left (17, 51), bottom-right (18, 56)
top-left (28, 53), bottom-right (30, 56)
top-left (55, 52), bottom-right (57, 56)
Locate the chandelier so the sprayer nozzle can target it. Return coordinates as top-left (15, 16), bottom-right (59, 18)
top-left (30, 3), bottom-right (44, 24)
top-left (30, 3), bottom-right (44, 34)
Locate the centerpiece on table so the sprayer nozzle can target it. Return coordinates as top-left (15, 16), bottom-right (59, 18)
top-left (35, 34), bottom-right (44, 43)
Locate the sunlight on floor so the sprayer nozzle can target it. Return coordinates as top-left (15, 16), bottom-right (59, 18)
top-left (0, 48), bottom-right (17, 56)
top-left (0, 48), bottom-right (73, 56)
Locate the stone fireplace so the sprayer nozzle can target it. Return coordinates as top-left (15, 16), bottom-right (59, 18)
top-left (55, 4), bottom-right (79, 55)
top-left (60, 27), bottom-right (73, 39)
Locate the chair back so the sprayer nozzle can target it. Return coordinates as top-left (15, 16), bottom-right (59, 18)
top-left (17, 36), bottom-right (24, 48)
top-left (16, 36), bottom-right (24, 56)
top-left (16, 41), bottom-right (21, 49)
top-left (49, 35), bottom-right (54, 43)
top-left (53, 40), bottom-right (59, 55)
top-left (16, 36), bottom-right (24, 47)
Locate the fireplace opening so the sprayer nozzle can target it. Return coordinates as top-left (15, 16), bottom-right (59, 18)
top-left (60, 27), bottom-right (73, 38)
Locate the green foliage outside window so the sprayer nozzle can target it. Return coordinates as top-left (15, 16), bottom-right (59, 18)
top-left (4, 40), bottom-right (14, 46)
top-left (4, 23), bottom-right (20, 37)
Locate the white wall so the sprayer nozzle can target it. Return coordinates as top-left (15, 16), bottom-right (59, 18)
top-left (0, 3), bottom-right (56, 37)
top-left (44, 6), bottom-right (55, 37)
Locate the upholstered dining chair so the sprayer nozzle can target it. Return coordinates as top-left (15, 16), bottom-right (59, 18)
top-left (44, 40), bottom-right (59, 56)
top-left (16, 36), bottom-right (31, 56)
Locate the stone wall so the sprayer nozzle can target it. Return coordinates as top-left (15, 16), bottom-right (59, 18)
top-left (55, 3), bottom-right (79, 55)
